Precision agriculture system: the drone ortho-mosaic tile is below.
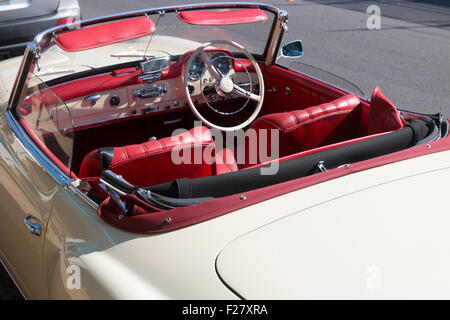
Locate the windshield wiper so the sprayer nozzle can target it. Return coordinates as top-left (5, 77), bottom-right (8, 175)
top-left (110, 51), bottom-right (155, 58)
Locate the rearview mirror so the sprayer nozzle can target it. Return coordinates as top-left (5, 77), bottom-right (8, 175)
top-left (141, 57), bottom-right (170, 74)
top-left (281, 40), bottom-right (303, 58)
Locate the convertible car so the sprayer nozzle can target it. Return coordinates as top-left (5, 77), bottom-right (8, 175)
top-left (0, 2), bottom-right (450, 299)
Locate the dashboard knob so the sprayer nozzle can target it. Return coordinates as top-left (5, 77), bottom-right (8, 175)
top-left (110, 95), bottom-right (120, 107)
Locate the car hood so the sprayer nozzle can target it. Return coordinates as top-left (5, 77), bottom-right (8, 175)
top-left (216, 163), bottom-right (450, 299)
top-left (0, 0), bottom-right (60, 22)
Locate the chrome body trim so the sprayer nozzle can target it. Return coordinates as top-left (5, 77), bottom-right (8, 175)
top-left (265, 9), bottom-right (287, 65)
top-left (4, 111), bottom-right (69, 186)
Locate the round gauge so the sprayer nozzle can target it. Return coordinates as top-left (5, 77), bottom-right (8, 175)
top-left (212, 54), bottom-right (233, 76)
top-left (188, 56), bottom-right (205, 80)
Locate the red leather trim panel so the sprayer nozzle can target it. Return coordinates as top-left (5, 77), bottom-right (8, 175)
top-left (368, 86), bottom-right (405, 135)
top-left (54, 17), bottom-right (156, 52)
top-left (51, 70), bottom-right (141, 101)
top-left (177, 9), bottom-right (268, 25)
top-left (262, 65), bottom-right (348, 115)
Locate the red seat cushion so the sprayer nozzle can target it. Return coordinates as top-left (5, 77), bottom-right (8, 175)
top-left (80, 126), bottom-right (229, 188)
top-left (368, 86), bottom-right (405, 135)
top-left (244, 94), bottom-right (363, 166)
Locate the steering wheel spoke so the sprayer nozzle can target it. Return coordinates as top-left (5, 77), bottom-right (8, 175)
top-left (233, 83), bottom-right (261, 102)
top-left (199, 49), bottom-right (223, 80)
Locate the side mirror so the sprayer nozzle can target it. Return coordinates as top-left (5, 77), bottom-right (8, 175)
top-left (281, 40), bottom-right (303, 58)
top-left (141, 57), bottom-right (170, 74)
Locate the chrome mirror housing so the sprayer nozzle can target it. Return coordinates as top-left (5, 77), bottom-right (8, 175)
top-left (141, 57), bottom-right (170, 74)
top-left (281, 40), bottom-right (303, 58)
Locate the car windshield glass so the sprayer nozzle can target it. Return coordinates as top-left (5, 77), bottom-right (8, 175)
top-left (34, 7), bottom-right (275, 83)
top-left (16, 73), bottom-right (74, 174)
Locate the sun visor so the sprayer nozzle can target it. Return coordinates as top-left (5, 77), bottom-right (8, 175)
top-left (54, 17), bottom-right (156, 52)
top-left (177, 9), bottom-right (268, 26)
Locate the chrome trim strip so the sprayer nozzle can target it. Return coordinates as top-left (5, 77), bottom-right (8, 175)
top-left (7, 43), bottom-right (36, 112)
top-left (265, 9), bottom-right (287, 65)
top-left (5, 111), bottom-right (69, 185)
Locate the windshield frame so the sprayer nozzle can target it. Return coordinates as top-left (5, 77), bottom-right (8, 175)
top-left (7, 2), bottom-right (287, 113)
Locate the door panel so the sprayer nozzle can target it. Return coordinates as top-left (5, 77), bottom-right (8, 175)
top-left (0, 113), bottom-right (62, 298)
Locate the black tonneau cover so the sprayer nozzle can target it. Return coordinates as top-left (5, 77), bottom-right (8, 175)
top-left (149, 118), bottom-right (431, 199)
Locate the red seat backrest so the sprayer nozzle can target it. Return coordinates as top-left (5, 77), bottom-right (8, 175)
top-left (243, 94), bottom-right (363, 167)
top-left (79, 126), bottom-right (216, 188)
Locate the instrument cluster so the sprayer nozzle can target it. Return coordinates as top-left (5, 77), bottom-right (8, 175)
top-left (187, 52), bottom-right (235, 81)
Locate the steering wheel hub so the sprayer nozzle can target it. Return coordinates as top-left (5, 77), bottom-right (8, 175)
top-left (218, 77), bottom-right (234, 95)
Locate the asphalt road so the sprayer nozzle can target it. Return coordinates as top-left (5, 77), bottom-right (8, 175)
top-left (1, 0), bottom-right (449, 300)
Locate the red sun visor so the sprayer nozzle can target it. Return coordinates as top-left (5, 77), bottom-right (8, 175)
top-left (177, 9), bottom-right (268, 26)
top-left (54, 17), bottom-right (156, 52)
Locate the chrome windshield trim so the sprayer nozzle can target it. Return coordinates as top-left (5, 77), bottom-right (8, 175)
top-left (5, 111), bottom-right (70, 186)
top-left (7, 2), bottom-right (286, 112)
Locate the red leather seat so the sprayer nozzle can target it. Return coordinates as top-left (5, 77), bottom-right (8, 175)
top-left (79, 126), bottom-right (237, 188)
top-left (244, 90), bottom-right (404, 167)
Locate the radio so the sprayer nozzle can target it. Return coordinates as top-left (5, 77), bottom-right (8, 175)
top-left (133, 85), bottom-right (167, 98)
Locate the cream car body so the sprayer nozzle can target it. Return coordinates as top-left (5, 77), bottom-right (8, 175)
top-left (0, 3), bottom-right (449, 300)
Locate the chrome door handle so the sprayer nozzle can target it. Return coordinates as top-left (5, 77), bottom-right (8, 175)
top-left (24, 214), bottom-right (41, 236)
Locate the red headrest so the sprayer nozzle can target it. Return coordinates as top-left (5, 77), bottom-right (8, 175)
top-left (368, 87), bottom-right (405, 135)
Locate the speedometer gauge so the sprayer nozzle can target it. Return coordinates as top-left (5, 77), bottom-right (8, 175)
top-left (212, 54), bottom-right (233, 76)
top-left (188, 56), bottom-right (205, 80)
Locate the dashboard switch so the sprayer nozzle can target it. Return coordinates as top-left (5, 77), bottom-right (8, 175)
top-left (110, 95), bottom-right (120, 107)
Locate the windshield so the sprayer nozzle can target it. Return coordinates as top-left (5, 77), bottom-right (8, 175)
top-left (17, 74), bottom-right (74, 173)
top-left (34, 7), bottom-right (276, 83)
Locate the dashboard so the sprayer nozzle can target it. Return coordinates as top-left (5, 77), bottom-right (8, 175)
top-left (38, 50), bottom-right (260, 130)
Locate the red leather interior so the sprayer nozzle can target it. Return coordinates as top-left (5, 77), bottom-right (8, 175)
top-left (244, 94), bottom-right (364, 166)
top-left (368, 86), bottom-right (405, 135)
top-left (261, 65), bottom-right (347, 115)
top-left (215, 147), bottom-right (239, 175)
top-left (244, 86), bottom-right (406, 168)
top-left (54, 17), bottom-right (156, 52)
top-left (79, 126), bottom-right (238, 188)
top-left (177, 9), bottom-right (268, 25)
top-left (51, 68), bottom-right (142, 101)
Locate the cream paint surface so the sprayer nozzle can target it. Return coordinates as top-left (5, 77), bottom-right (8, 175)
top-left (64, 149), bottom-right (450, 299)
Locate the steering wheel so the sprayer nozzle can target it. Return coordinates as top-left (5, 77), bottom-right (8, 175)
top-left (183, 40), bottom-right (265, 132)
